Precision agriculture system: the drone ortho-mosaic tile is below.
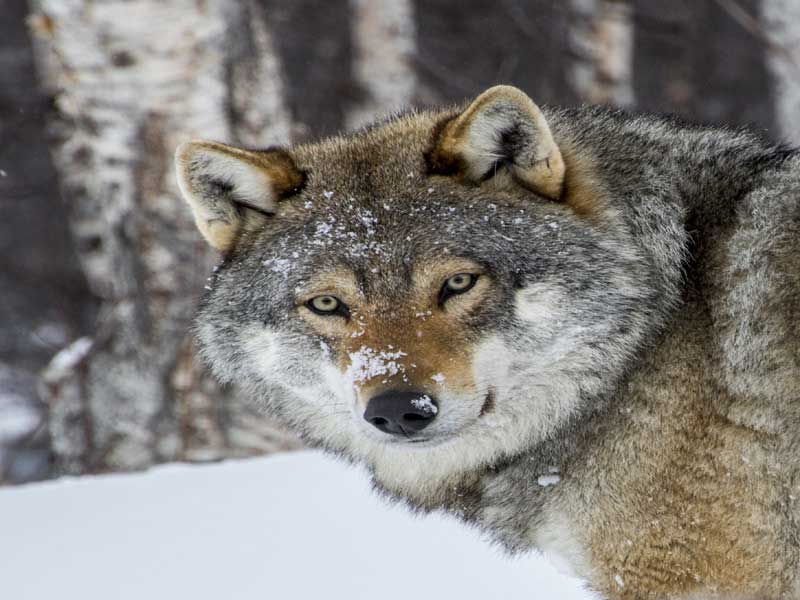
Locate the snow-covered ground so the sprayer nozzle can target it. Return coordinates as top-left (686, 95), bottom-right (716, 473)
top-left (0, 450), bottom-right (594, 599)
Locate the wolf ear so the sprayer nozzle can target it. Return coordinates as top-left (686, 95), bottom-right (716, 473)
top-left (425, 85), bottom-right (564, 201)
top-left (175, 140), bottom-right (305, 251)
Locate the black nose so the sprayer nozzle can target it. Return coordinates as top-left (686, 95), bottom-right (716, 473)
top-left (364, 390), bottom-right (438, 435)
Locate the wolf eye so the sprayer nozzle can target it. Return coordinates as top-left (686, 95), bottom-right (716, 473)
top-left (438, 273), bottom-right (478, 305)
top-left (306, 295), bottom-right (349, 317)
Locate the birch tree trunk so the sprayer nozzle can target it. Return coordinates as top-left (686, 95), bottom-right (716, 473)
top-left (568, 0), bottom-right (634, 106)
top-left (0, 0), bottom-right (97, 484)
top-left (631, 0), bottom-right (775, 135)
top-left (30, 0), bottom-right (300, 476)
top-left (347, 0), bottom-right (417, 129)
top-left (761, 0), bottom-right (800, 144)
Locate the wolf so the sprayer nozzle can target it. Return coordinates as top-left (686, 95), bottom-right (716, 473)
top-left (174, 85), bottom-right (800, 599)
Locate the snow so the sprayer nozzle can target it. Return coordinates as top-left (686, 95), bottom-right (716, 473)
top-left (537, 474), bottom-right (562, 487)
top-left (346, 345), bottom-right (407, 385)
top-left (32, 322), bottom-right (69, 347)
top-left (44, 337), bottom-right (92, 380)
top-left (307, 207), bottom-right (387, 260)
top-left (262, 256), bottom-right (294, 277)
top-left (411, 394), bottom-right (438, 414)
top-left (0, 451), bottom-right (594, 600)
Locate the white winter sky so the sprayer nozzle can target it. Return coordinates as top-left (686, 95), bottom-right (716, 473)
top-left (0, 450), bottom-right (595, 600)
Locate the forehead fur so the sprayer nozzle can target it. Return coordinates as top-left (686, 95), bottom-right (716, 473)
top-left (290, 108), bottom-right (460, 198)
top-left (242, 107), bottom-right (537, 296)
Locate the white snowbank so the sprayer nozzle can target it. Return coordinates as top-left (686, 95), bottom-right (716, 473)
top-left (0, 451), bottom-right (594, 600)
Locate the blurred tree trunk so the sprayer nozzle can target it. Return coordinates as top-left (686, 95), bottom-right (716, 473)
top-left (0, 0), bottom-right (97, 483)
top-left (347, 0), bottom-right (417, 129)
top-left (568, 0), bottom-right (634, 106)
top-left (632, 0), bottom-right (776, 135)
top-left (29, 0), bottom-right (300, 476)
top-left (412, 0), bottom-right (578, 106)
top-left (761, 0), bottom-right (800, 143)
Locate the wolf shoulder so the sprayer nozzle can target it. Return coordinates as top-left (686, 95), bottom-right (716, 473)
top-left (704, 150), bottom-right (800, 436)
top-left (549, 105), bottom-right (800, 434)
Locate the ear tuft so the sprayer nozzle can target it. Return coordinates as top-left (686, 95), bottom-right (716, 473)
top-left (175, 140), bottom-right (304, 252)
top-left (426, 85), bottom-right (564, 201)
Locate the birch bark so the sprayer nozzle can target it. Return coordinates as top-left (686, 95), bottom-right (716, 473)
top-left (569, 0), bottom-right (635, 106)
top-left (347, 0), bottom-right (417, 129)
top-left (761, 0), bottom-right (800, 143)
top-left (30, 0), bottom-right (300, 475)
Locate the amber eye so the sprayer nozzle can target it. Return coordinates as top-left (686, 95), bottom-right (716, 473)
top-left (438, 273), bottom-right (478, 305)
top-left (306, 295), bottom-right (349, 317)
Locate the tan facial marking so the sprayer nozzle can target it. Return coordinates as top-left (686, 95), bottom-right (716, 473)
top-left (345, 308), bottom-right (478, 409)
top-left (298, 259), bottom-right (490, 407)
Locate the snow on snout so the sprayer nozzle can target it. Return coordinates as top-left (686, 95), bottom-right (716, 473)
top-left (346, 346), bottom-right (408, 385)
top-left (411, 395), bottom-right (438, 415)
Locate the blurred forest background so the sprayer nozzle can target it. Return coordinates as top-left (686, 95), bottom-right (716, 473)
top-left (1, 0), bottom-right (798, 485)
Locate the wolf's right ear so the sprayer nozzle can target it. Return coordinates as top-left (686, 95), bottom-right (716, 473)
top-left (175, 140), bottom-right (305, 252)
top-left (425, 85), bottom-right (564, 200)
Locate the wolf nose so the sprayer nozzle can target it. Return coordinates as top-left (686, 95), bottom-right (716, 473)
top-left (364, 390), bottom-right (438, 435)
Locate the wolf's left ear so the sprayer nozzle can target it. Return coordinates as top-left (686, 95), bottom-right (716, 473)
top-left (425, 85), bottom-right (564, 200)
top-left (175, 140), bottom-right (304, 252)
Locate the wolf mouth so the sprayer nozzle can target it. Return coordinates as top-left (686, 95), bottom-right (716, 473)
top-left (380, 434), bottom-right (435, 447)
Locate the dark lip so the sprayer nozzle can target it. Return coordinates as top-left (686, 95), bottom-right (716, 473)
top-left (382, 434), bottom-right (431, 444)
top-left (383, 434), bottom-right (441, 447)
top-left (479, 387), bottom-right (496, 417)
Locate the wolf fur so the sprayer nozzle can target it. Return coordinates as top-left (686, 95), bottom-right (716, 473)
top-left (175, 86), bottom-right (800, 599)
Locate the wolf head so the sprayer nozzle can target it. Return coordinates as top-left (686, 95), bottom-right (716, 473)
top-left (175, 86), bottom-right (659, 496)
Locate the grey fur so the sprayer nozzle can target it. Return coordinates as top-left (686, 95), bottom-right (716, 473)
top-left (179, 89), bottom-right (799, 599)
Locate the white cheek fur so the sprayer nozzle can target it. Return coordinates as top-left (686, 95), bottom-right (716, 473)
top-left (241, 326), bottom-right (281, 383)
top-left (359, 283), bottom-right (596, 493)
top-left (228, 283), bottom-right (593, 497)
top-left (514, 282), bottom-right (567, 327)
top-left (531, 509), bottom-right (591, 580)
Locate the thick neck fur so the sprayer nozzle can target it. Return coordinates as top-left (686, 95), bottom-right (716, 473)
top-left (193, 102), bottom-right (797, 597)
top-left (367, 110), bottom-right (792, 578)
